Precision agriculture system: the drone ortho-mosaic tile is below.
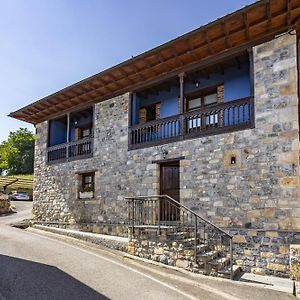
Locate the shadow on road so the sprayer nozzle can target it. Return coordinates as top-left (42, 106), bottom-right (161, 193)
top-left (0, 254), bottom-right (109, 300)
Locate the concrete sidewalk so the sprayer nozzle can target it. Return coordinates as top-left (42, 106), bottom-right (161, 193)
top-left (31, 224), bottom-right (294, 296)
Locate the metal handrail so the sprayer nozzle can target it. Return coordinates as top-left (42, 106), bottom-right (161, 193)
top-left (126, 194), bottom-right (234, 279)
top-left (125, 195), bottom-right (232, 238)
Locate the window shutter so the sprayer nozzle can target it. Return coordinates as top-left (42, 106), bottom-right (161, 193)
top-left (217, 84), bottom-right (224, 103)
top-left (75, 128), bottom-right (81, 141)
top-left (139, 107), bottom-right (147, 124)
top-left (155, 103), bottom-right (161, 120)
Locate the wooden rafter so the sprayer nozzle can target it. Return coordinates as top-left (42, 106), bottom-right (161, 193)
top-left (266, 2), bottom-right (272, 31)
top-left (243, 12), bottom-right (251, 40)
top-left (168, 46), bottom-right (184, 66)
top-left (204, 30), bottom-right (214, 55)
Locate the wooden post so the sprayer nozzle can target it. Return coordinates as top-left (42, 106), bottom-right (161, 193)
top-left (66, 112), bottom-right (70, 160)
top-left (178, 72), bottom-right (185, 114)
top-left (179, 73), bottom-right (185, 138)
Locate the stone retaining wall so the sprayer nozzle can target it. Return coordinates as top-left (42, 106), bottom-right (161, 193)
top-left (0, 194), bottom-right (12, 215)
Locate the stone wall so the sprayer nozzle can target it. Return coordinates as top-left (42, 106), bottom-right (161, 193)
top-left (0, 194), bottom-right (12, 215)
top-left (33, 32), bottom-right (300, 275)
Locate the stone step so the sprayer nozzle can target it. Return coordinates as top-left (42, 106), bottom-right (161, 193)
top-left (167, 231), bottom-right (191, 238)
top-left (217, 265), bottom-right (241, 279)
top-left (209, 256), bottom-right (230, 270)
top-left (197, 249), bottom-right (221, 263)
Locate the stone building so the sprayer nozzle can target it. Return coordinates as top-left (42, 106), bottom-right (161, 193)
top-left (10, 0), bottom-right (300, 277)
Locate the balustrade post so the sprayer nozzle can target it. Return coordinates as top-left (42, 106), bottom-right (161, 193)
top-left (179, 114), bottom-right (186, 140)
top-left (157, 199), bottom-right (161, 236)
top-left (230, 237), bottom-right (233, 280)
top-left (194, 217), bottom-right (198, 263)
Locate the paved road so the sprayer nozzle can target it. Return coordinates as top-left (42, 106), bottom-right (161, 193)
top-left (0, 201), bottom-right (294, 300)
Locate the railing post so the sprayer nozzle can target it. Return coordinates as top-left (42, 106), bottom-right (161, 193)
top-left (194, 217), bottom-right (198, 263)
top-left (230, 237), bottom-right (233, 280)
top-left (132, 199), bottom-right (135, 235)
top-left (157, 198), bottom-right (161, 236)
top-left (179, 114), bottom-right (185, 140)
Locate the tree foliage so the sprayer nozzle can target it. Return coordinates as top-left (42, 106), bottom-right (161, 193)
top-left (0, 128), bottom-right (35, 175)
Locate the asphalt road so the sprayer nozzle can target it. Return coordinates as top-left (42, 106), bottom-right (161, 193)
top-left (0, 201), bottom-right (294, 300)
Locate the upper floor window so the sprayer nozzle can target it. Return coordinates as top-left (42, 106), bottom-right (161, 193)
top-left (187, 86), bottom-right (220, 112)
top-left (139, 102), bottom-right (161, 124)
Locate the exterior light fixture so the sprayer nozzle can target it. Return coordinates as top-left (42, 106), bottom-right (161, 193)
top-left (162, 150), bottom-right (168, 159)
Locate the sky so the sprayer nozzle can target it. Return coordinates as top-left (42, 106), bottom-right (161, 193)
top-left (0, 0), bottom-right (254, 143)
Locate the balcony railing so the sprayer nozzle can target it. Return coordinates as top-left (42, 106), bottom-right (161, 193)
top-left (47, 137), bottom-right (94, 164)
top-left (129, 97), bottom-right (254, 150)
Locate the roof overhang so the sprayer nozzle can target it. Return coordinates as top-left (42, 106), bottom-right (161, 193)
top-left (9, 0), bottom-right (300, 125)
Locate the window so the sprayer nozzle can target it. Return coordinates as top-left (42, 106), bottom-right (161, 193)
top-left (186, 86), bottom-right (221, 130)
top-left (75, 123), bottom-right (92, 141)
top-left (187, 87), bottom-right (218, 112)
top-left (139, 103), bottom-right (160, 124)
top-left (81, 173), bottom-right (95, 192)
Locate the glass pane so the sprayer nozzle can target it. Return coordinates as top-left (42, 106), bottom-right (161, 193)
top-left (204, 93), bottom-right (217, 106)
top-left (82, 129), bottom-right (90, 137)
top-left (188, 98), bottom-right (201, 110)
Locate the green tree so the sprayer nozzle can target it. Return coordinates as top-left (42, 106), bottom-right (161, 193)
top-left (0, 128), bottom-right (35, 175)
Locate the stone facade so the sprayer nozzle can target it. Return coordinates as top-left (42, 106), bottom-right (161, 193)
top-left (33, 33), bottom-right (300, 275)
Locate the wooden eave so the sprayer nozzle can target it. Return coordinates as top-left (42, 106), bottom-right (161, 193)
top-left (9, 0), bottom-right (300, 125)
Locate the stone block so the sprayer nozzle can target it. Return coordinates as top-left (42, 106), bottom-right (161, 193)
top-left (267, 263), bottom-right (287, 272)
top-left (277, 152), bottom-right (299, 164)
top-left (280, 177), bottom-right (299, 187)
top-left (244, 249), bottom-right (253, 256)
top-left (261, 252), bottom-right (273, 258)
top-left (279, 246), bottom-right (289, 255)
top-left (175, 259), bottom-right (190, 269)
top-left (233, 235), bottom-right (247, 243)
top-left (154, 247), bottom-right (164, 255)
top-left (266, 231), bottom-right (278, 238)
top-left (251, 267), bottom-right (266, 275)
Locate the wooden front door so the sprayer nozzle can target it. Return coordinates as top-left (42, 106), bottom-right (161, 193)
top-left (160, 162), bottom-right (180, 221)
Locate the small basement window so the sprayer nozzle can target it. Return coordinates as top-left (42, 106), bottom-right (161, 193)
top-left (79, 172), bottom-right (95, 199)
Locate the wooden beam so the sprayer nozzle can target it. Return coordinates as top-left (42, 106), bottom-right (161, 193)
top-left (218, 63), bottom-right (225, 75)
top-left (143, 59), bottom-right (159, 76)
top-left (130, 63), bottom-right (147, 81)
top-left (168, 46), bottom-right (184, 67)
top-left (156, 53), bottom-right (172, 71)
top-left (187, 39), bottom-right (199, 61)
top-left (243, 12), bottom-right (250, 40)
top-left (287, 0), bottom-right (292, 26)
top-left (223, 21), bottom-right (231, 48)
top-left (117, 69), bottom-right (136, 84)
top-left (204, 30), bottom-right (214, 55)
top-left (266, 2), bottom-right (272, 32)
top-left (235, 56), bottom-right (241, 69)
